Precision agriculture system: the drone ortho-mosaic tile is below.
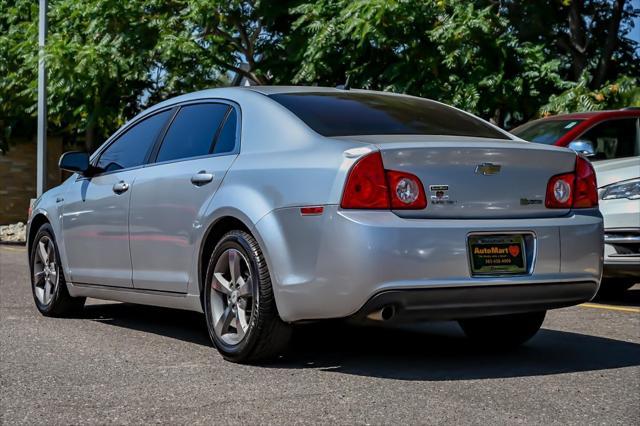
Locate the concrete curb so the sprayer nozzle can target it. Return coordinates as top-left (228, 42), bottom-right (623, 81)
top-left (0, 241), bottom-right (26, 246)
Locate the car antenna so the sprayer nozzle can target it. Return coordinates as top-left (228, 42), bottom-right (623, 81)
top-left (336, 76), bottom-right (351, 90)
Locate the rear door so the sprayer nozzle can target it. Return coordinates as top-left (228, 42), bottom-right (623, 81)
top-left (61, 109), bottom-right (172, 287)
top-left (129, 102), bottom-right (239, 292)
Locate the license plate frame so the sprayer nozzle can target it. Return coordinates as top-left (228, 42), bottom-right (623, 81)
top-left (468, 234), bottom-right (527, 276)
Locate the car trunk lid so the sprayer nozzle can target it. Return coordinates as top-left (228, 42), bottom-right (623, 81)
top-left (338, 135), bottom-right (577, 219)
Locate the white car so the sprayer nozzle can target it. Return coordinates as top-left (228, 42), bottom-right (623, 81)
top-left (594, 157), bottom-right (640, 292)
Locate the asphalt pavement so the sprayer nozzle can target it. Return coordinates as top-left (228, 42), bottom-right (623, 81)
top-left (1, 245), bottom-right (639, 425)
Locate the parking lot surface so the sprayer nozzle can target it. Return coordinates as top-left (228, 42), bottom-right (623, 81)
top-left (1, 245), bottom-right (639, 425)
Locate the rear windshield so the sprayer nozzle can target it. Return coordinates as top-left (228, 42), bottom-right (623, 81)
top-left (511, 119), bottom-right (583, 144)
top-left (269, 92), bottom-right (509, 139)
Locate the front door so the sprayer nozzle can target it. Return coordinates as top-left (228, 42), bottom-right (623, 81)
top-left (61, 171), bottom-right (138, 287)
top-left (61, 108), bottom-right (173, 287)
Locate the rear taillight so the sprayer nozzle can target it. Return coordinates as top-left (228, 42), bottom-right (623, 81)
top-left (573, 156), bottom-right (598, 208)
top-left (341, 152), bottom-right (389, 209)
top-left (545, 156), bottom-right (598, 209)
top-left (341, 152), bottom-right (427, 210)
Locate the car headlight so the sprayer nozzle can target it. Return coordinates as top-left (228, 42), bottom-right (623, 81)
top-left (600, 178), bottom-right (640, 200)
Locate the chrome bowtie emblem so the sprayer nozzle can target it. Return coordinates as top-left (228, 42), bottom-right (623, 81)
top-left (475, 163), bottom-right (501, 175)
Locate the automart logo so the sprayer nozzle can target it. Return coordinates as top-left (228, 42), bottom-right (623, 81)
top-left (473, 246), bottom-right (509, 255)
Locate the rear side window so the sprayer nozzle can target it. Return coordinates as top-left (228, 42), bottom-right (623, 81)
top-left (97, 109), bottom-right (172, 172)
top-left (269, 92), bottom-right (508, 139)
top-left (156, 103), bottom-right (230, 163)
top-left (212, 109), bottom-right (237, 154)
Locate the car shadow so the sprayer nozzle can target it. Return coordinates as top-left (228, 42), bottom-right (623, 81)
top-left (81, 302), bottom-right (640, 381)
top-left (280, 321), bottom-right (640, 381)
top-left (594, 286), bottom-right (640, 307)
top-left (82, 302), bottom-right (212, 347)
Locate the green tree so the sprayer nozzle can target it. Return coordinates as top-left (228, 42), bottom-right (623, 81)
top-left (1, 0), bottom-right (266, 152)
top-left (264, 0), bottom-right (567, 127)
top-left (502, 0), bottom-right (639, 89)
top-left (0, 0), bottom-right (39, 152)
top-left (2, 0), bottom-right (638, 154)
top-left (263, 0), bottom-right (639, 124)
top-left (540, 74), bottom-right (640, 114)
top-left (46, 0), bottom-right (164, 149)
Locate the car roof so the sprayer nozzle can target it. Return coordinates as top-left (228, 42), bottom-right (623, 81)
top-left (142, 86), bottom-right (409, 115)
top-left (242, 85), bottom-right (351, 95)
top-left (540, 109), bottom-right (640, 120)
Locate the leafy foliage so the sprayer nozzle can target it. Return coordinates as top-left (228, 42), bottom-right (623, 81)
top-left (1, 0), bottom-right (638, 153)
top-left (1, 0), bottom-right (261, 152)
top-left (267, 0), bottom-right (568, 126)
top-left (501, 0), bottom-right (640, 88)
top-left (0, 0), bottom-right (39, 152)
top-left (541, 74), bottom-right (640, 115)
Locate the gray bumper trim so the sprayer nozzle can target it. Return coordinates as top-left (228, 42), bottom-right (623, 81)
top-left (352, 281), bottom-right (599, 322)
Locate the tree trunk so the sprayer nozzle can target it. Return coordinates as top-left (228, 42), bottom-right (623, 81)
top-left (591, 0), bottom-right (625, 88)
top-left (567, 0), bottom-right (588, 80)
top-left (491, 108), bottom-right (503, 128)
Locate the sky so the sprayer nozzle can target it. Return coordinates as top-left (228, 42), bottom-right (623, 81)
top-left (632, 0), bottom-right (640, 52)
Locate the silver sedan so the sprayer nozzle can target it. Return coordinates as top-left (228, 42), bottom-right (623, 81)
top-left (27, 87), bottom-right (603, 363)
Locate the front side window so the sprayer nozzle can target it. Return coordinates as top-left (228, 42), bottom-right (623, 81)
top-left (97, 109), bottom-right (172, 172)
top-left (269, 92), bottom-right (509, 139)
top-left (579, 118), bottom-right (639, 161)
top-left (156, 103), bottom-right (230, 163)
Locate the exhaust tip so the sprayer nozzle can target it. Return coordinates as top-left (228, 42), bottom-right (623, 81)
top-left (366, 305), bottom-right (396, 322)
top-left (381, 305), bottom-right (395, 321)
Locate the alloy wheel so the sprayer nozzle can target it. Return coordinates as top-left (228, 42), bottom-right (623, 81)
top-left (33, 235), bottom-right (59, 306)
top-left (210, 248), bottom-right (254, 345)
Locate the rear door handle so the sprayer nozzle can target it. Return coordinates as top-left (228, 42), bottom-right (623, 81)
top-left (112, 181), bottom-right (130, 194)
top-left (191, 171), bottom-right (214, 186)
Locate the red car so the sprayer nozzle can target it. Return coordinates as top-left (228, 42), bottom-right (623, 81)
top-left (511, 108), bottom-right (640, 159)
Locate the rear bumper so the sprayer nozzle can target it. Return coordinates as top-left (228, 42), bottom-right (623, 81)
top-left (603, 228), bottom-right (640, 278)
top-left (603, 262), bottom-right (640, 278)
top-left (351, 282), bottom-right (598, 322)
top-left (255, 206), bottom-right (603, 322)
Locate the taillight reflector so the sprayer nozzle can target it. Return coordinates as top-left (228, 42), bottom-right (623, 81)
top-left (300, 206), bottom-right (324, 215)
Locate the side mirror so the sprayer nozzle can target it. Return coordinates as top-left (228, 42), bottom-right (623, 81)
top-left (59, 151), bottom-right (90, 175)
top-left (568, 139), bottom-right (596, 157)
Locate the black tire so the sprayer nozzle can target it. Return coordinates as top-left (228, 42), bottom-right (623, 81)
top-left (458, 311), bottom-right (546, 348)
top-left (29, 223), bottom-right (85, 317)
top-left (203, 230), bottom-right (291, 363)
top-left (597, 278), bottom-right (636, 298)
